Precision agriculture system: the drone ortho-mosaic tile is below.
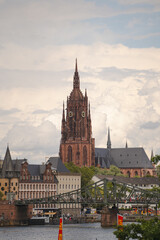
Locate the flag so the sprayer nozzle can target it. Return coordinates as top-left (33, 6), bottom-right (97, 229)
top-left (117, 214), bottom-right (123, 226)
top-left (58, 217), bottom-right (63, 240)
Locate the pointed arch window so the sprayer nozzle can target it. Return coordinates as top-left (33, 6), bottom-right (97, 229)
top-left (127, 171), bottom-right (131, 178)
top-left (68, 146), bottom-right (72, 163)
top-left (135, 171), bottom-right (138, 176)
top-left (83, 146), bottom-right (87, 166)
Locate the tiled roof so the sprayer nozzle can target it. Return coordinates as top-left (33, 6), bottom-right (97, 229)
top-left (95, 147), bottom-right (153, 169)
top-left (48, 157), bottom-right (70, 173)
top-left (94, 175), bottom-right (160, 186)
top-left (28, 164), bottom-right (41, 176)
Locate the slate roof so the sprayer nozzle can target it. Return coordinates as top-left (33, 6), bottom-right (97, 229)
top-left (94, 175), bottom-right (160, 186)
top-left (48, 157), bottom-right (70, 173)
top-left (28, 164), bottom-right (41, 176)
top-left (95, 147), bottom-right (153, 169)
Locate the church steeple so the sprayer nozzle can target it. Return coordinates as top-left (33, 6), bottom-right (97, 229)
top-left (73, 59), bottom-right (80, 89)
top-left (126, 141), bottom-right (128, 148)
top-left (60, 61), bottom-right (95, 167)
top-left (2, 145), bottom-right (14, 177)
top-left (107, 127), bottom-right (111, 149)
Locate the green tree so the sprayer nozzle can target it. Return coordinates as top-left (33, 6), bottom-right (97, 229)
top-left (151, 155), bottom-right (160, 165)
top-left (107, 165), bottom-right (124, 176)
top-left (64, 162), bottom-right (95, 188)
top-left (114, 217), bottom-right (160, 240)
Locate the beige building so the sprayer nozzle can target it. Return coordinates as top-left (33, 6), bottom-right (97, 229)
top-left (56, 172), bottom-right (81, 195)
top-left (48, 157), bottom-right (81, 215)
top-left (0, 147), bottom-right (20, 200)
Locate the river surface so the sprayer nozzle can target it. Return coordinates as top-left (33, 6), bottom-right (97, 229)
top-left (0, 223), bottom-right (117, 240)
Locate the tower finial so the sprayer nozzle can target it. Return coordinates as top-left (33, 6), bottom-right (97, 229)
top-left (62, 101), bottom-right (65, 120)
top-left (73, 59), bottom-right (80, 89)
top-left (107, 127), bottom-right (111, 149)
top-left (126, 141), bottom-right (128, 148)
top-left (75, 58), bottom-right (78, 72)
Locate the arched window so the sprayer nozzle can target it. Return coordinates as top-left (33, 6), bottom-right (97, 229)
top-left (83, 146), bottom-right (87, 166)
top-left (135, 171), bottom-right (138, 176)
top-left (76, 151), bottom-right (80, 164)
top-left (68, 146), bottom-right (72, 162)
top-left (127, 171), bottom-right (130, 178)
top-left (147, 171), bottom-right (150, 176)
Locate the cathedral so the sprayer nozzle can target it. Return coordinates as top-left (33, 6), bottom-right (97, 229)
top-left (59, 60), bottom-right (95, 167)
top-left (59, 61), bottom-right (155, 177)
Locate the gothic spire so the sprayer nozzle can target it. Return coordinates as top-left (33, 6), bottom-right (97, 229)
top-left (62, 101), bottom-right (65, 121)
top-left (2, 145), bottom-right (13, 177)
top-left (73, 59), bottom-right (80, 89)
top-left (107, 127), bottom-right (111, 149)
top-left (150, 149), bottom-right (154, 160)
top-left (125, 141), bottom-right (128, 148)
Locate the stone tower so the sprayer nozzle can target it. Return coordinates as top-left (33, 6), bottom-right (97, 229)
top-left (59, 60), bottom-right (95, 167)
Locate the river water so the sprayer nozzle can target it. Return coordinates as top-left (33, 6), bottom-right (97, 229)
top-left (0, 223), bottom-right (117, 240)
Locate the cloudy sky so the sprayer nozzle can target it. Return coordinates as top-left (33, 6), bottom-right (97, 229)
top-left (0, 0), bottom-right (160, 163)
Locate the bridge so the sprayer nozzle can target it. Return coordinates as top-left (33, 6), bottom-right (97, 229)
top-left (15, 178), bottom-right (160, 207)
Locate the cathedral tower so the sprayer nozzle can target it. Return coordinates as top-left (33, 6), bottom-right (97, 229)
top-left (59, 60), bottom-right (95, 167)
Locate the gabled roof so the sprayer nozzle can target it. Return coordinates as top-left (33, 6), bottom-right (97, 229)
top-left (48, 157), bottom-right (70, 173)
top-left (95, 147), bottom-right (153, 169)
top-left (94, 175), bottom-right (160, 186)
top-left (110, 147), bottom-right (153, 169)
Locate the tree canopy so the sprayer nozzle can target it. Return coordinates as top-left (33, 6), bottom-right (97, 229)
top-left (151, 155), bottom-right (160, 165)
top-left (64, 163), bottom-right (125, 188)
top-left (114, 217), bottom-right (160, 240)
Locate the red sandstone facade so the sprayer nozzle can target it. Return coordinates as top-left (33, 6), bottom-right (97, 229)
top-left (120, 167), bottom-right (156, 178)
top-left (59, 61), bottom-right (95, 167)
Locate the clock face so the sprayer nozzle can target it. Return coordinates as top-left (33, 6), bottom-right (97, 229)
top-left (69, 111), bottom-right (73, 117)
top-left (81, 111), bottom-right (85, 117)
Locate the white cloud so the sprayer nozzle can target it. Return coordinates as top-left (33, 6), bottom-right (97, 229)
top-left (0, 120), bottom-right (60, 163)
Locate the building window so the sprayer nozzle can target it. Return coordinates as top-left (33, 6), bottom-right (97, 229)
top-left (60, 184), bottom-right (61, 189)
top-left (63, 184), bottom-right (64, 189)
top-left (66, 185), bottom-right (67, 189)
top-left (5, 183), bottom-right (7, 186)
top-left (68, 146), bottom-right (72, 163)
top-left (83, 146), bottom-right (87, 166)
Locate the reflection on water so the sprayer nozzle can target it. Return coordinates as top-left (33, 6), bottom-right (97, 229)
top-left (0, 223), bottom-right (117, 240)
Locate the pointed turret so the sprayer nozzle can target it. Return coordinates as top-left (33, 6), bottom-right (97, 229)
top-left (61, 102), bottom-right (66, 143)
top-left (2, 146), bottom-right (14, 177)
top-left (88, 102), bottom-right (91, 119)
top-left (62, 101), bottom-right (65, 121)
top-left (107, 127), bottom-right (111, 149)
top-left (73, 59), bottom-right (80, 89)
top-left (150, 149), bottom-right (154, 161)
top-left (125, 141), bottom-right (128, 148)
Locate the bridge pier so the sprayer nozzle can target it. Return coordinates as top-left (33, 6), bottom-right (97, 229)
top-left (101, 206), bottom-right (118, 227)
top-left (0, 201), bottom-right (33, 226)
